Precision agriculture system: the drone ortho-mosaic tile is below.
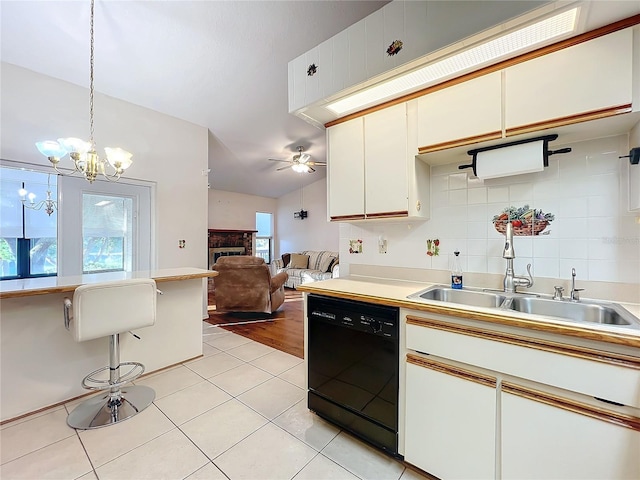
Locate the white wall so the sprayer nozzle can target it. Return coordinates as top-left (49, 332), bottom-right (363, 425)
top-left (340, 134), bottom-right (640, 286)
top-left (276, 178), bottom-right (339, 257)
top-left (208, 189), bottom-right (277, 230)
top-left (1, 63), bottom-right (209, 270)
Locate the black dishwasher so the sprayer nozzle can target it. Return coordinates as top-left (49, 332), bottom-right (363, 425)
top-left (307, 294), bottom-right (400, 456)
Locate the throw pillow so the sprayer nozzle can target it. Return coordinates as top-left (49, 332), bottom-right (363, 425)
top-left (288, 253), bottom-right (309, 269)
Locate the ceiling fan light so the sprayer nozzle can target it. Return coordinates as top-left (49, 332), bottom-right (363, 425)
top-left (292, 163), bottom-right (308, 173)
top-left (298, 153), bottom-right (311, 164)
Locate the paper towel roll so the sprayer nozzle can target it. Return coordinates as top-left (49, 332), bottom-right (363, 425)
top-left (475, 140), bottom-right (545, 179)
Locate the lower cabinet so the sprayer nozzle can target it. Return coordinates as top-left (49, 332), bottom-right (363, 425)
top-left (402, 310), bottom-right (640, 479)
top-left (502, 382), bottom-right (640, 480)
top-left (404, 354), bottom-right (496, 479)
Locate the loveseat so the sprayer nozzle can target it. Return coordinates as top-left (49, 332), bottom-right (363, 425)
top-left (272, 250), bottom-right (338, 289)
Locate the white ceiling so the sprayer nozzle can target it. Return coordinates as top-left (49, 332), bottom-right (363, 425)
top-left (2, 1), bottom-right (639, 198)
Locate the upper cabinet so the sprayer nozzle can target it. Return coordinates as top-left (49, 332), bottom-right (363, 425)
top-left (505, 28), bottom-right (634, 135)
top-left (288, 0), bottom-right (545, 118)
top-left (364, 104), bottom-right (409, 217)
top-left (327, 102), bottom-right (430, 222)
top-left (417, 71), bottom-right (503, 153)
top-left (327, 117), bottom-right (365, 220)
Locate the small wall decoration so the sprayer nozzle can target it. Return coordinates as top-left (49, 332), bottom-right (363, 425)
top-left (426, 239), bottom-right (440, 256)
top-left (386, 40), bottom-right (403, 56)
top-left (307, 63), bottom-right (318, 76)
top-left (493, 205), bottom-right (555, 236)
top-left (349, 239), bottom-right (363, 254)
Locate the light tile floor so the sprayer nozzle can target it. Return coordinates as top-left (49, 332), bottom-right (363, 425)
top-left (0, 322), bottom-right (429, 480)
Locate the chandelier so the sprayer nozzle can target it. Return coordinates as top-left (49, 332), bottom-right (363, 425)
top-left (35, 0), bottom-right (132, 183)
top-left (19, 174), bottom-right (58, 216)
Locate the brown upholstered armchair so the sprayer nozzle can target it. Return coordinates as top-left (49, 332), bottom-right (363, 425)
top-left (212, 256), bottom-right (289, 314)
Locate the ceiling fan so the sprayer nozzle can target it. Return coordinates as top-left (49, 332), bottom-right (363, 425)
top-left (268, 146), bottom-right (326, 173)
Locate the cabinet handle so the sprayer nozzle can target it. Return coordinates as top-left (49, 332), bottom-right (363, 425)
top-left (503, 382), bottom-right (640, 432)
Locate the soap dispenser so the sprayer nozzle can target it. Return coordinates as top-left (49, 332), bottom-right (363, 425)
top-left (451, 251), bottom-right (463, 289)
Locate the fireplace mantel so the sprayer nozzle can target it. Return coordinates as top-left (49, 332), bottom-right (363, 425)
top-left (208, 229), bottom-right (257, 234)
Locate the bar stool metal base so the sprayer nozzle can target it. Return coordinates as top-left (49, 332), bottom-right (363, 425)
top-left (67, 385), bottom-right (155, 430)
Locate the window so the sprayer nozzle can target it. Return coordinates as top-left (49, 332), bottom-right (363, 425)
top-left (82, 194), bottom-right (132, 273)
top-left (255, 212), bottom-right (273, 264)
top-left (0, 168), bottom-right (57, 280)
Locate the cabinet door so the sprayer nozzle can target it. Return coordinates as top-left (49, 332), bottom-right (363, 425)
top-left (502, 383), bottom-right (640, 480)
top-left (327, 118), bottom-right (365, 220)
top-left (505, 28), bottom-right (633, 134)
top-left (417, 71), bottom-right (502, 152)
top-left (364, 103), bottom-right (408, 216)
top-left (288, 53), bottom-right (307, 113)
top-left (405, 355), bottom-right (497, 480)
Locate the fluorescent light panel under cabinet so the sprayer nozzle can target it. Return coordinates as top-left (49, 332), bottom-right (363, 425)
top-left (327, 7), bottom-right (578, 115)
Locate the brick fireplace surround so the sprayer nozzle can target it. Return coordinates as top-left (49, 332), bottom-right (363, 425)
top-left (207, 230), bottom-right (257, 293)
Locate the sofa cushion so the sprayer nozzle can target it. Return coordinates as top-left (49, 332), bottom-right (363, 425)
top-left (304, 251), bottom-right (337, 273)
top-left (288, 253), bottom-right (309, 269)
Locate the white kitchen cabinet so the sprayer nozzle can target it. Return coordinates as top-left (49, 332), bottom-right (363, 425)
top-left (365, 8), bottom-right (386, 80)
top-left (364, 103), bottom-right (408, 216)
top-left (288, 52), bottom-right (307, 113)
top-left (330, 29), bottom-right (349, 97)
top-left (327, 117), bottom-right (365, 219)
top-left (417, 71), bottom-right (503, 152)
top-left (502, 383), bottom-right (640, 480)
top-left (348, 21), bottom-right (367, 87)
top-left (405, 355), bottom-right (496, 480)
top-left (327, 102), bottom-right (429, 221)
top-left (505, 28), bottom-right (634, 134)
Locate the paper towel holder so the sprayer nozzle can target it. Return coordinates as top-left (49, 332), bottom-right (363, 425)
top-left (459, 134), bottom-right (571, 177)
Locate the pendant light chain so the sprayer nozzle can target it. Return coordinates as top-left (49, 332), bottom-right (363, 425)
top-left (34, 0), bottom-right (133, 182)
top-left (89, 0), bottom-right (95, 148)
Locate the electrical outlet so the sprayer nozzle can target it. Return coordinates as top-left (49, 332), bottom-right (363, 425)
top-left (378, 238), bottom-right (387, 254)
top-left (178, 240), bottom-right (186, 249)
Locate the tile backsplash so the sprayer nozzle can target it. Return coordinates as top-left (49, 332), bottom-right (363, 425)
top-left (340, 134), bottom-right (640, 285)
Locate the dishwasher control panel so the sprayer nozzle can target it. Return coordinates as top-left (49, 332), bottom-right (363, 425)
top-left (308, 294), bottom-right (398, 338)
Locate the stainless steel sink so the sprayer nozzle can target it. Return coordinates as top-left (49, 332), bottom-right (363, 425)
top-left (504, 296), bottom-right (640, 327)
top-left (407, 285), bottom-right (507, 309)
top-left (407, 285), bottom-right (640, 329)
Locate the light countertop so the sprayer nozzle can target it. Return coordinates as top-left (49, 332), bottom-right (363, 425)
top-left (0, 267), bottom-right (217, 299)
top-left (297, 275), bottom-right (640, 349)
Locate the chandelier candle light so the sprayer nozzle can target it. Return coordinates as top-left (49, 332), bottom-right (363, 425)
top-left (19, 174), bottom-right (58, 216)
top-left (35, 0), bottom-right (132, 183)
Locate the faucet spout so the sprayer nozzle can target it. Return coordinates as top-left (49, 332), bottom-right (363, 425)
top-left (502, 221), bottom-right (534, 293)
top-left (503, 221), bottom-right (515, 259)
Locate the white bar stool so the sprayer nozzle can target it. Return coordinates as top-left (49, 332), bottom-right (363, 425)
top-left (63, 278), bottom-right (159, 429)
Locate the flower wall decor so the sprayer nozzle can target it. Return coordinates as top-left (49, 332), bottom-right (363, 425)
top-left (426, 239), bottom-right (440, 256)
top-left (492, 205), bottom-right (555, 236)
top-left (349, 239), bottom-right (363, 254)
top-left (386, 40), bottom-right (403, 56)
top-left (307, 63), bottom-right (317, 76)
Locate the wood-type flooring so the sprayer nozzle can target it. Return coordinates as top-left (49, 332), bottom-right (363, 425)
top-left (206, 288), bottom-right (304, 359)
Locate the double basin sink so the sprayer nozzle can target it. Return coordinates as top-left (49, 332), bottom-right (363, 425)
top-left (407, 285), bottom-right (640, 329)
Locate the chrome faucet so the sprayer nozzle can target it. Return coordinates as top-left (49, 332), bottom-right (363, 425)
top-left (502, 221), bottom-right (534, 293)
top-left (570, 268), bottom-right (584, 302)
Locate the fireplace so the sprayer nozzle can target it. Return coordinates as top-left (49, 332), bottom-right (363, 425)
top-left (208, 229), bottom-right (257, 269)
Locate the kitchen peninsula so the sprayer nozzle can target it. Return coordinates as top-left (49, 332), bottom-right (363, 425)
top-left (0, 268), bottom-right (217, 422)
